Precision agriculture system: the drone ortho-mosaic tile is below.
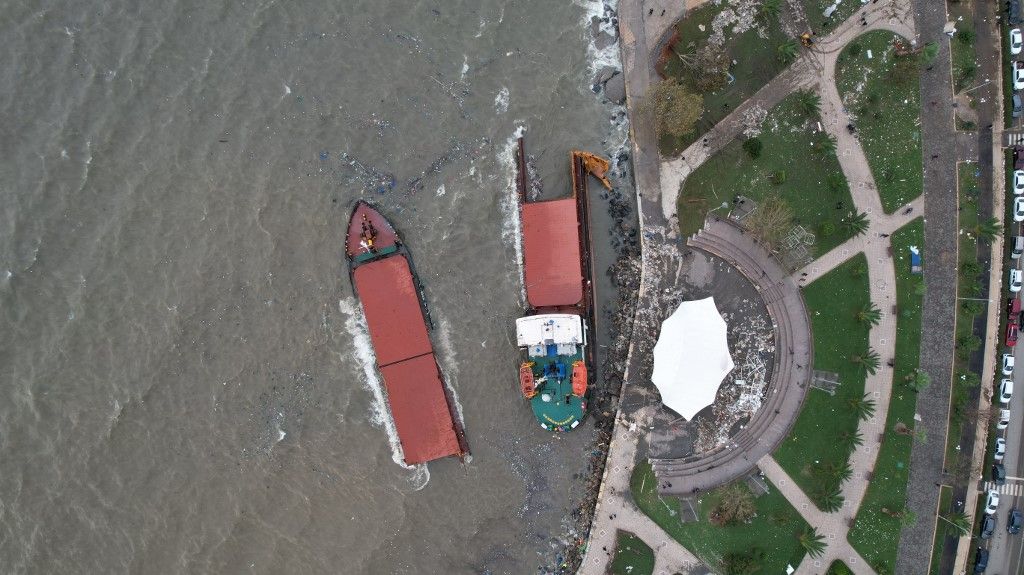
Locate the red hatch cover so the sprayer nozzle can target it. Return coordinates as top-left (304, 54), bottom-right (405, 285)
top-left (521, 199), bottom-right (583, 308)
top-left (353, 256), bottom-right (432, 367)
top-left (380, 354), bottom-right (462, 464)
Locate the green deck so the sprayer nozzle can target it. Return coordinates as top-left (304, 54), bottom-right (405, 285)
top-left (527, 350), bottom-right (586, 430)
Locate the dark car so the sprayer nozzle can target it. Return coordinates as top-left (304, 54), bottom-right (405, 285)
top-left (1010, 509), bottom-right (1023, 534)
top-left (974, 547), bottom-right (989, 573)
top-left (994, 463), bottom-right (1007, 485)
top-left (1016, 94), bottom-right (1024, 119)
top-left (981, 514), bottom-right (997, 539)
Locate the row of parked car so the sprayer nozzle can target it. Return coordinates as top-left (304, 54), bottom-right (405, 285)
top-left (973, 15), bottom-right (1024, 573)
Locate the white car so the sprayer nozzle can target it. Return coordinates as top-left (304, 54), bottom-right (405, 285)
top-left (1013, 28), bottom-right (1024, 55)
top-left (996, 437), bottom-right (1007, 461)
top-left (1015, 197), bottom-right (1024, 222)
top-left (1015, 63), bottom-right (1024, 91)
top-left (1004, 353), bottom-right (1016, 375)
top-left (998, 408), bottom-right (1012, 430)
top-left (987, 489), bottom-right (1002, 514)
top-left (1002, 379), bottom-right (1015, 404)
top-left (1015, 170), bottom-right (1024, 195)
top-left (1012, 269), bottom-right (1024, 293)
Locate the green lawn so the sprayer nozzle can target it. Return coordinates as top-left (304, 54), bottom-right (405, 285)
top-left (658, 2), bottom-right (792, 153)
top-left (949, 2), bottom-right (978, 93)
top-left (835, 31), bottom-right (923, 213)
top-left (847, 218), bottom-right (925, 574)
top-left (611, 531), bottom-right (655, 575)
top-left (677, 93), bottom-right (854, 253)
top-left (773, 255), bottom-right (871, 508)
top-left (630, 462), bottom-right (808, 573)
top-left (827, 560), bottom-right (854, 575)
top-left (928, 486), bottom-right (954, 575)
top-left (802, 0), bottom-right (860, 35)
top-left (946, 163), bottom-right (983, 469)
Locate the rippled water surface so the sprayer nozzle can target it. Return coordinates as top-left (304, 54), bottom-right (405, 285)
top-left (0, 0), bottom-right (631, 573)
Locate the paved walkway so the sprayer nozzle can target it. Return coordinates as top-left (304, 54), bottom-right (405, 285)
top-left (759, 456), bottom-right (875, 575)
top-left (579, 409), bottom-right (702, 575)
top-left (658, 0), bottom-right (915, 220)
top-left (652, 217), bottom-right (812, 493)
top-left (582, 1), bottom-right (924, 573)
top-left (896, 0), bottom-right (963, 571)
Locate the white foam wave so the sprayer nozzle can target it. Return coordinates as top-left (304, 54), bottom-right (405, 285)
top-left (493, 86), bottom-right (509, 114)
top-left (338, 298), bottom-right (429, 489)
top-left (498, 126), bottom-right (527, 304)
top-left (576, 0), bottom-right (622, 74)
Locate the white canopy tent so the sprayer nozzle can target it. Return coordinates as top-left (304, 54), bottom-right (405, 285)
top-left (651, 297), bottom-right (734, 420)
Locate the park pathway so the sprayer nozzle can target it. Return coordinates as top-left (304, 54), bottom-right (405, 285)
top-left (583, 1), bottom-right (923, 574)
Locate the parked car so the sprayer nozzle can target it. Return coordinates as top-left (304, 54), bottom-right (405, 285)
top-left (1008, 322), bottom-right (1019, 347)
top-left (1015, 196), bottom-right (1024, 221)
top-left (1002, 379), bottom-right (1016, 403)
top-left (987, 489), bottom-right (1001, 514)
top-left (996, 437), bottom-right (1007, 461)
top-left (1016, 94), bottom-right (1024, 119)
top-left (1011, 509), bottom-right (1024, 534)
top-left (1014, 28), bottom-right (1024, 54)
top-left (998, 408), bottom-right (1012, 430)
top-left (1003, 353), bottom-right (1016, 375)
top-left (995, 463), bottom-right (1007, 485)
top-left (1011, 268), bottom-right (1024, 292)
top-left (1015, 62), bottom-right (1024, 90)
top-left (982, 514), bottom-right (997, 538)
top-left (974, 547), bottom-right (989, 573)
top-left (1014, 237), bottom-right (1024, 259)
top-left (1015, 170), bottom-right (1024, 195)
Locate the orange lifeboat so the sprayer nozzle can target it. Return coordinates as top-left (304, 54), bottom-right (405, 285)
top-left (520, 362), bottom-right (537, 398)
top-left (571, 361), bottom-right (587, 397)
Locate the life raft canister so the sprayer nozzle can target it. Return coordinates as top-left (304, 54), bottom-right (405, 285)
top-left (571, 361), bottom-right (587, 397)
top-left (520, 362), bottom-right (537, 398)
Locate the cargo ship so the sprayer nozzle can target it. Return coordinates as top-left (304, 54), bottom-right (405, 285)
top-left (345, 201), bottom-right (469, 464)
top-left (515, 138), bottom-right (611, 431)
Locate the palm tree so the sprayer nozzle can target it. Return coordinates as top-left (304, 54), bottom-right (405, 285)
top-left (834, 460), bottom-right (853, 483)
top-left (820, 488), bottom-right (845, 512)
top-left (841, 211), bottom-right (870, 236)
top-left (974, 216), bottom-right (1002, 243)
top-left (838, 429), bottom-right (864, 449)
top-left (856, 301), bottom-right (882, 326)
top-left (798, 526), bottom-right (827, 558)
top-left (848, 393), bottom-right (877, 421)
top-left (778, 40), bottom-right (799, 64)
top-left (758, 0), bottom-right (782, 21)
top-left (940, 511), bottom-right (972, 537)
top-left (906, 369), bottom-right (931, 392)
top-left (794, 89), bottom-right (821, 118)
top-left (814, 134), bottom-right (838, 156)
top-left (850, 348), bottom-right (881, 375)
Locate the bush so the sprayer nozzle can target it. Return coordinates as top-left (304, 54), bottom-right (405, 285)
top-left (961, 300), bottom-right (985, 316)
top-left (723, 548), bottom-right (766, 575)
top-left (743, 137), bottom-right (764, 159)
top-left (956, 28), bottom-right (975, 45)
top-left (827, 172), bottom-right (847, 194)
top-left (709, 483), bottom-right (756, 526)
top-left (770, 170), bottom-right (787, 184)
top-left (848, 43), bottom-right (862, 58)
top-left (955, 334), bottom-right (981, 360)
top-left (819, 221), bottom-right (836, 237)
top-left (960, 260), bottom-right (982, 282)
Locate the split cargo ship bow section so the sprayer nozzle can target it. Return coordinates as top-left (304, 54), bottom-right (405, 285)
top-left (515, 139), bottom-right (611, 431)
top-left (345, 201), bottom-right (469, 465)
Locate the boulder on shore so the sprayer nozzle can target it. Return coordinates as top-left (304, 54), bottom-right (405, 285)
top-left (604, 73), bottom-right (626, 105)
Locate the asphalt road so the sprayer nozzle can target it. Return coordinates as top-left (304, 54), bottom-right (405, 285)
top-left (982, 326), bottom-right (1024, 575)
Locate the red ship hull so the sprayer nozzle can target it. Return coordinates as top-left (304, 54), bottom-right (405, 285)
top-left (345, 201), bottom-right (469, 465)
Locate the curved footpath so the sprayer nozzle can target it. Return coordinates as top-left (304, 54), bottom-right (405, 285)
top-left (580, 1), bottom-right (922, 574)
top-left (651, 216), bottom-right (812, 495)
